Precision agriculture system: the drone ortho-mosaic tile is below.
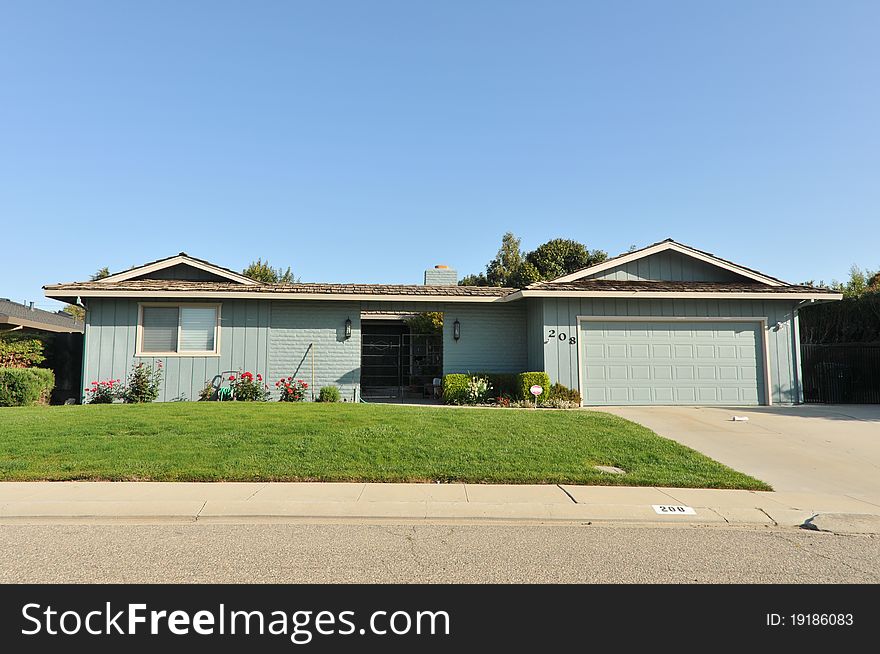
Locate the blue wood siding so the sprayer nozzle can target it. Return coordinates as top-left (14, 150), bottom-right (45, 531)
top-left (526, 298), bottom-right (544, 371)
top-left (139, 263), bottom-right (231, 281)
top-left (538, 297), bottom-right (801, 404)
top-left (586, 250), bottom-right (749, 282)
top-left (83, 298), bottom-right (270, 402)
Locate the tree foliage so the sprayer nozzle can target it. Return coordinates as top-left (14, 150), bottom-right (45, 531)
top-left (525, 238), bottom-right (607, 281)
top-left (63, 305), bottom-right (85, 321)
top-left (91, 267), bottom-right (110, 281)
top-left (243, 259), bottom-right (296, 284)
top-left (460, 233), bottom-right (607, 287)
top-left (0, 332), bottom-right (46, 368)
top-left (800, 264), bottom-right (880, 344)
top-left (404, 312), bottom-right (443, 334)
top-left (485, 232), bottom-right (525, 287)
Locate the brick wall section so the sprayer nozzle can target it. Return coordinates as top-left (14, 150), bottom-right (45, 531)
top-left (268, 301), bottom-right (361, 401)
top-left (442, 302), bottom-right (528, 373)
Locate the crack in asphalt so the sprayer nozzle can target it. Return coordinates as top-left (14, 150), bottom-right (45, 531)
top-left (769, 531), bottom-right (880, 580)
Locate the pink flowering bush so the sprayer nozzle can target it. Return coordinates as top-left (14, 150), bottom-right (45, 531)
top-left (85, 379), bottom-right (122, 404)
top-left (230, 371), bottom-right (269, 401)
top-left (276, 377), bottom-right (308, 402)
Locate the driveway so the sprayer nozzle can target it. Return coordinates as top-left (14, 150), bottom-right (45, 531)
top-left (600, 405), bottom-right (880, 500)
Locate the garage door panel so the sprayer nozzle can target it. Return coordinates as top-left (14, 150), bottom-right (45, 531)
top-left (581, 320), bottom-right (765, 406)
top-left (654, 365), bottom-right (672, 380)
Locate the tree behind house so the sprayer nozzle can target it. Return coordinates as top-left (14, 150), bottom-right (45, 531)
top-left (243, 259), bottom-right (296, 284)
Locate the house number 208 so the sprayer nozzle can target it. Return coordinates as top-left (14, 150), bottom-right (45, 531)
top-left (547, 330), bottom-right (576, 345)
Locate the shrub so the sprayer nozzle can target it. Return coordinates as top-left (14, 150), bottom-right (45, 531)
top-left (544, 397), bottom-right (580, 409)
top-left (198, 381), bottom-right (216, 402)
top-left (471, 372), bottom-right (519, 398)
top-left (277, 377), bottom-right (308, 402)
top-left (548, 383), bottom-right (581, 405)
top-left (230, 371), bottom-right (270, 401)
top-left (518, 372), bottom-right (550, 403)
top-left (442, 374), bottom-right (470, 404)
top-left (85, 378), bottom-right (122, 404)
top-left (466, 376), bottom-right (492, 403)
top-left (318, 385), bottom-right (341, 402)
top-left (0, 367), bottom-right (55, 406)
top-left (121, 361), bottom-right (163, 403)
top-left (0, 332), bottom-right (46, 368)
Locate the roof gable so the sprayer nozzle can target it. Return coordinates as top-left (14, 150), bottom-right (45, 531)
top-left (98, 253), bottom-right (259, 286)
top-left (541, 239), bottom-right (786, 287)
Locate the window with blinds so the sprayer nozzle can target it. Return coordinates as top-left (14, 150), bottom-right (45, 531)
top-left (139, 305), bottom-right (219, 354)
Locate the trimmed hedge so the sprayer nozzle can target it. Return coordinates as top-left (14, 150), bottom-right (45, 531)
top-left (518, 372), bottom-right (550, 403)
top-left (318, 385), bottom-right (341, 402)
top-left (444, 372), bottom-right (555, 404)
top-left (442, 374), bottom-right (470, 405)
top-left (0, 367), bottom-right (55, 406)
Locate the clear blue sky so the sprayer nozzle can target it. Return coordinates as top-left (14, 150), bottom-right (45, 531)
top-left (2, 1), bottom-right (877, 309)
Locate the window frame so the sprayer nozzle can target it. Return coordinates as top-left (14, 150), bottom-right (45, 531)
top-left (136, 302), bottom-right (222, 357)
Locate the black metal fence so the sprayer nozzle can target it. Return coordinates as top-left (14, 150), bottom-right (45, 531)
top-left (801, 344), bottom-right (880, 404)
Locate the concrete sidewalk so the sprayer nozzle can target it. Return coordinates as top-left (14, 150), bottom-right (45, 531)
top-left (3, 482), bottom-right (880, 532)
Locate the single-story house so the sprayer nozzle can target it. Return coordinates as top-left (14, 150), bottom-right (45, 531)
top-left (0, 298), bottom-right (83, 334)
top-left (44, 239), bottom-right (841, 406)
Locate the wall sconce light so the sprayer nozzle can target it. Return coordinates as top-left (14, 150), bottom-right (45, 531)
top-left (453, 319), bottom-right (461, 341)
top-left (344, 317), bottom-right (352, 340)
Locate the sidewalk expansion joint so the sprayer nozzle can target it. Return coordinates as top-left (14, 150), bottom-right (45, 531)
top-left (244, 485), bottom-right (267, 502)
top-left (556, 485), bottom-right (577, 504)
top-left (194, 500), bottom-right (208, 521)
top-left (756, 507), bottom-right (778, 526)
top-left (707, 507), bottom-right (730, 524)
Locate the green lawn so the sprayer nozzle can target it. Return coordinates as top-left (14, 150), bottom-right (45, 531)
top-left (0, 403), bottom-right (769, 489)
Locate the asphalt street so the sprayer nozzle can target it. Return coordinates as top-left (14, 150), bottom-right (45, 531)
top-left (1, 522), bottom-right (877, 583)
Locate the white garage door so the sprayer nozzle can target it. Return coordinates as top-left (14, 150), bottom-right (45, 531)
top-left (580, 320), bottom-right (766, 406)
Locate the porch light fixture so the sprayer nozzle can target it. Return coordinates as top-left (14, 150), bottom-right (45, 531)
top-left (344, 317), bottom-right (352, 340)
top-left (453, 319), bottom-right (461, 341)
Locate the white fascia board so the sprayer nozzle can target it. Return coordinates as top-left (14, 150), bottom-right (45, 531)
top-left (44, 289), bottom-right (509, 303)
top-left (512, 290), bottom-right (843, 301)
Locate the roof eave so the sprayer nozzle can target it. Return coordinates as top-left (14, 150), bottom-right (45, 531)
top-left (43, 288), bottom-right (513, 303)
top-left (514, 290), bottom-right (843, 301)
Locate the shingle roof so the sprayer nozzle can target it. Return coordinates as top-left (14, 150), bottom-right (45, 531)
top-left (43, 280), bottom-right (515, 297)
top-left (530, 280), bottom-right (839, 294)
top-left (0, 298), bottom-right (84, 332)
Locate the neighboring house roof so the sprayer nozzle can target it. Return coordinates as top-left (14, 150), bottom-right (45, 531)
top-left (0, 298), bottom-right (84, 333)
top-left (96, 253), bottom-right (259, 286)
top-left (533, 238), bottom-right (789, 287)
top-left (510, 280), bottom-right (841, 300)
top-left (43, 280), bottom-right (515, 303)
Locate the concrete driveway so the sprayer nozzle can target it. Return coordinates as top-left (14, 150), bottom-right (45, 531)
top-left (600, 405), bottom-right (880, 500)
